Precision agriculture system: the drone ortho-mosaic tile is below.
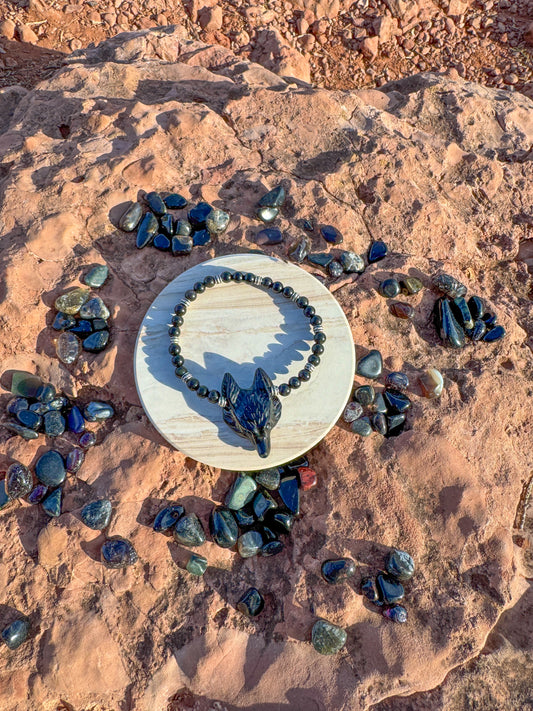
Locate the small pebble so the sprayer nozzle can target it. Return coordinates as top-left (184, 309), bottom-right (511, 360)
top-left (356, 349), bottom-right (383, 379)
top-left (328, 260), bottom-right (343, 278)
top-left (79, 296), bottom-right (110, 320)
top-left (174, 219), bottom-right (192, 237)
top-left (36, 384), bottom-right (55, 403)
top-left (7, 397), bottom-right (29, 416)
top-left (390, 302), bottom-right (415, 319)
top-left (83, 401), bottom-right (114, 422)
top-left (386, 413), bottom-right (406, 436)
top-left (6, 462), bottom-right (32, 499)
top-left (0, 479), bottom-right (9, 510)
top-left (368, 240), bottom-right (387, 263)
top-left (136, 212), bottom-right (158, 248)
top-left (56, 331), bottom-right (80, 364)
top-left (371, 412), bottom-right (387, 435)
top-left (320, 225), bottom-right (343, 244)
top-left (482, 313), bottom-right (497, 327)
top-left (383, 390), bottom-right (411, 414)
top-left (10, 372), bottom-right (42, 398)
top-left (1, 618), bottom-right (30, 650)
top-left (307, 252), bottom-right (334, 267)
top-left (4, 423), bottom-right (39, 440)
top-left (257, 227), bottom-right (283, 245)
top-left (186, 553), bottom-right (208, 576)
top-left (43, 410), bottom-right (66, 437)
top-left (27, 484), bottom-right (48, 504)
top-left (66, 448), bottom-right (85, 473)
top-left (54, 288), bottom-right (90, 315)
top-left (225, 473), bottom-right (257, 510)
top-left (361, 577), bottom-right (381, 604)
top-left (164, 193), bottom-right (188, 209)
top-left (351, 417), bottom-right (372, 436)
top-left (468, 295), bottom-right (484, 320)
top-left (83, 265), bottom-right (109, 288)
top-left (378, 278), bottom-right (400, 298)
top-left (119, 202), bottom-right (143, 231)
top-left (297, 466), bottom-right (317, 491)
top-left (254, 468), bottom-right (280, 490)
top-left (42, 487), bottom-right (62, 517)
top-left (192, 229), bottom-right (212, 247)
top-left (153, 233), bottom-right (171, 251)
top-left (17, 409), bottom-right (41, 430)
top-left (101, 536), bottom-right (138, 569)
top-left (257, 206), bottom-right (278, 223)
top-left (386, 549), bottom-right (415, 581)
top-left (321, 558), bottom-right (356, 584)
top-left (483, 325), bottom-right (505, 342)
top-left (67, 406), bottom-right (85, 434)
top-left (81, 499), bottom-right (112, 530)
top-left (145, 191), bottom-right (167, 216)
top-left (205, 208), bottom-right (229, 235)
top-left (400, 277), bottom-right (423, 295)
top-left (79, 431), bottom-right (96, 448)
top-left (236, 587), bottom-right (264, 617)
top-left (35, 450), bottom-right (66, 488)
top-left (385, 372), bottom-right (409, 393)
top-left (343, 401), bottom-right (363, 423)
top-left (209, 506), bottom-right (239, 548)
top-left (258, 185), bottom-right (285, 208)
top-left (82, 330), bottom-right (109, 353)
top-left (287, 236), bottom-right (309, 263)
top-left (376, 573), bottom-right (405, 604)
top-left (278, 476), bottom-right (299, 515)
top-left (153, 504), bottom-right (184, 533)
top-left (311, 620), bottom-right (347, 655)
top-left (339, 251), bottom-right (365, 273)
top-left (171, 235), bottom-right (193, 255)
top-left (370, 392), bottom-right (387, 414)
top-left (173, 513), bottom-right (206, 547)
top-left (69, 320), bottom-right (92, 336)
top-left (383, 605), bottom-right (408, 623)
top-left (432, 272), bottom-right (467, 299)
top-left (418, 368), bottom-right (443, 399)
top-left (237, 530), bottom-right (263, 558)
top-left (354, 385), bottom-right (374, 406)
top-left (252, 491), bottom-right (277, 521)
top-left (53, 312), bottom-right (77, 330)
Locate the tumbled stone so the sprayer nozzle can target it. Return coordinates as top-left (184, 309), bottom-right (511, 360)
top-left (101, 536), bottom-right (138, 568)
top-left (54, 288), bottom-right (90, 315)
top-left (27, 484), bottom-right (48, 504)
top-left (36, 383), bottom-right (56, 403)
top-left (119, 201), bottom-right (143, 231)
top-left (43, 410), bottom-right (66, 437)
top-left (6, 462), bottom-right (32, 499)
top-left (285, 456), bottom-right (309, 470)
top-left (339, 251), bottom-right (365, 273)
top-left (56, 331), bottom-right (80, 364)
top-left (320, 225), bottom-right (343, 244)
top-left (390, 302), bottom-right (415, 319)
top-left (153, 233), bottom-right (171, 251)
top-left (368, 240), bottom-right (387, 263)
top-left (145, 191), bottom-right (166, 216)
top-left (29, 402), bottom-right (49, 415)
top-left (35, 450), bottom-right (66, 488)
top-left (252, 491), bottom-right (277, 521)
top-left (354, 385), bottom-right (374, 406)
top-left (383, 389), bottom-right (411, 414)
top-left (376, 573), bottom-right (405, 604)
top-left (92, 318), bottom-right (108, 331)
top-left (270, 512), bottom-right (294, 534)
top-left (328, 260), bottom-right (343, 278)
top-left (4, 423), bottom-right (39, 440)
top-left (225, 473), bottom-right (257, 510)
top-left (383, 605), bottom-right (408, 623)
top-left (1, 618), bottom-right (30, 650)
top-left (311, 620), bottom-right (347, 655)
top-left (482, 312), bottom-right (497, 327)
top-left (297, 466), bottom-right (317, 491)
top-left (188, 202), bottom-right (212, 228)
top-left (288, 236), bottom-right (309, 263)
top-left (10, 372), bottom-right (42, 398)
top-left (256, 206), bottom-right (279, 223)
top-left (53, 311), bottom-right (77, 330)
top-left (171, 235), bottom-right (193, 255)
top-left (371, 412), bottom-right (387, 435)
top-left (67, 405), bottom-right (85, 433)
top-left (257, 227), bottom-right (283, 245)
top-left (237, 530), bottom-right (263, 558)
top-left (370, 392), bottom-right (387, 414)
top-left (261, 539), bottom-right (284, 556)
top-left (192, 229), bottom-right (212, 246)
top-left (469, 319), bottom-right (487, 341)
top-left (351, 417), bottom-right (372, 436)
top-left (386, 549), bottom-right (415, 581)
top-left (82, 330), bottom-right (109, 353)
top-left (237, 587), bottom-right (265, 617)
top-left (83, 265), bottom-right (109, 288)
top-left (69, 319), bottom-right (93, 336)
top-left (400, 276), bottom-right (423, 295)
top-left (153, 504), bottom-right (184, 533)
top-left (432, 272), bottom-right (467, 299)
top-left (258, 185), bottom-right (285, 208)
top-left (361, 577), bottom-right (380, 604)
top-left (209, 506), bottom-right (238, 548)
top-left (0, 479), bottom-right (10, 510)
top-left (385, 372), bottom-right (409, 393)
top-left (66, 448), bottom-right (85, 473)
top-left (483, 325), bottom-right (505, 342)
top-left (321, 558), bottom-right (356, 584)
top-left (79, 431), bottom-right (96, 448)
top-left (205, 208), bottom-right (230, 235)
top-left (343, 401), bottom-right (363, 423)
top-left (186, 553), bottom-right (208, 576)
top-left (451, 296), bottom-right (474, 330)
top-left (160, 215), bottom-right (175, 237)
top-left (386, 413), bottom-right (406, 437)
top-left (136, 212), bottom-right (158, 248)
top-left (434, 297), bottom-right (465, 349)
top-left (49, 396), bottom-right (68, 410)
top-left (81, 499), bottom-right (112, 530)
top-left (307, 252), bottom-right (334, 267)
top-left (468, 295), bottom-right (484, 320)
top-left (254, 468), bottom-right (281, 491)
top-left (279, 476), bottom-right (299, 515)
top-left (173, 513), bottom-right (206, 547)
top-left (418, 368), bottom-right (443, 399)
top-left (378, 278), bottom-right (400, 298)
top-left (17, 409), bottom-right (41, 431)
top-left (83, 401), bottom-right (114, 422)
top-left (42, 487), bottom-right (62, 517)
top-left (233, 507), bottom-right (255, 529)
top-left (7, 397), bottom-right (29, 416)
top-left (174, 219), bottom-right (192, 236)
top-left (164, 193), bottom-right (188, 209)
top-left (79, 296), bottom-right (110, 320)
top-left (356, 349), bottom-right (383, 379)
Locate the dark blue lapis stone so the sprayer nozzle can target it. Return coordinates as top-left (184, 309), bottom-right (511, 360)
top-left (171, 235), bottom-right (193, 256)
top-left (258, 185), bottom-right (286, 208)
top-left (67, 406), bottom-right (85, 433)
top-left (361, 577), bottom-right (381, 604)
top-left (368, 240), bottom-right (388, 263)
top-left (192, 229), bottom-right (212, 247)
top-left (136, 212), bottom-right (158, 249)
top-left (383, 390), bottom-right (411, 414)
top-left (66, 448), bottom-right (84, 473)
top-left (173, 513), bottom-right (206, 547)
top-left (53, 312), bottom-right (77, 330)
top-left (35, 450), bottom-right (66, 488)
top-left (7, 397), bottom-right (29, 415)
top-left (386, 413), bottom-right (406, 437)
top-left (42, 487), bottom-right (62, 517)
top-left (6, 462), bottom-right (32, 499)
top-left (68, 320), bottom-right (93, 336)
top-left (82, 331), bottom-right (109, 353)
top-left (307, 252), bottom-right (334, 267)
top-left (383, 605), bottom-right (408, 623)
top-left (43, 410), bottom-right (66, 437)
top-left (159, 213), bottom-right (174, 236)
top-left (233, 507), bottom-right (255, 529)
top-left (320, 225), bottom-right (343, 244)
top-left (153, 504), bottom-right (185, 533)
top-left (79, 431), bottom-right (96, 448)
top-left (27, 484), bottom-right (48, 504)
top-left (164, 193), bottom-right (188, 209)
top-left (81, 499), bottom-right (112, 530)
top-left (0, 479), bottom-right (10, 510)
top-left (145, 191), bottom-right (166, 216)
top-left (321, 558), bottom-right (356, 584)
top-left (468, 295), bottom-right (484, 320)
top-left (101, 536), bottom-right (138, 568)
top-left (257, 227), bottom-right (283, 245)
top-left (17, 409), bottom-right (41, 431)
top-left (376, 573), bottom-right (405, 604)
top-left (188, 202), bottom-right (212, 229)
top-left (451, 297), bottom-right (474, 330)
top-left (434, 297), bottom-right (465, 349)
top-left (153, 233), bottom-right (171, 251)
top-left (84, 401), bottom-right (114, 422)
top-left (469, 319), bottom-right (487, 341)
top-left (269, 512), bottom-right (294, 534)
top-left (236, 587), bottom-right (265, 617)
top-left (386, 549), bottom-right (415, 581)
top-left (279, 476), bottom-right (299, 515)
top-left (209, 506), bottom-right (238, 548)
top-left (261, 539), bottom-right (284, 556)
top-left (371, 412), bottom-right (388, 435)
top-left (252, 491), bottom-right (277, 521)
top-left (483, 325), bottom-right (505, 342)
top-left (1, 618), bottom-right (30, 650)
top-left (356, 349), bottom-right (383, 379)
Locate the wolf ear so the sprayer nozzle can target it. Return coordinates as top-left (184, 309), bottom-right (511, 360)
top-left (253, 368), bottom-right (275, 396)
top-left (221, 372), bottom-right (240, 405)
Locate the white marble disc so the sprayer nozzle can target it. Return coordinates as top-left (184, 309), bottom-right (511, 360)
top-left (134, 253), bottom-right (355, 470)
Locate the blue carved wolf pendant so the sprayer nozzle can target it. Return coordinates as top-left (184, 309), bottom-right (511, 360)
top-left (221, 368), bottom-right (282, 458)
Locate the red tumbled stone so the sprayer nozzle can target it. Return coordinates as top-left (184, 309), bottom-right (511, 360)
top-left (297, 466), bottom-right (317, 491)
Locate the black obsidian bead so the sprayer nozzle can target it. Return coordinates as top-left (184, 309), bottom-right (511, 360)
top-left (168, 326), bottom-right (180, 337)
top-left (203, 276), bottom-right (216, 287)
top-left (187, 378), bottom-right (200, 391)
top-left (314, 332), bottom-right (326, 344)
top-left (272, 281), bottom-right (283, 293)
top-left (197, 385), bottom-right (209, 398)
top-left (308, 355), bottom-right (321, 366)
top-left (283, 286), bottom-right (295, 298)
top-left (232, 272), bottom-right (244, 282)
top-left (262, 277), bottom-right (273, 288)
top-left (303, 305), bottom-right (315, 318)
top-left (310, 315), bottom-right (322, 326)
top-left (312, 344), bottom-right (324, 355)
top-left (172, 355), bottom-right (184, 367)
top-left (298, 369), bottom-right (311, 381)
top-left (193, 281), bottom-right (206, 293)
top-left (174, 304), bottom-right (187, 315)
top-left (278, 384), bottom-right (291, 396)
top-left (244, 272), bottom-right (256, 282)
top-left (172, 314), bottom-right (184, 326)
top-left (221, 271), bottom-right (233, 282)
top-left (208, 390), bottom-right (220, 403)
top-left (289, 377), bottom-right (301, 389)
top-left (297, 296), bottom-right (309, 308)
top-left (184, 289), bottom-right (196, 301)
top-left (175, 366), bottom-right (187, 377)
top-left (169, 344), bottom-right (181, 355)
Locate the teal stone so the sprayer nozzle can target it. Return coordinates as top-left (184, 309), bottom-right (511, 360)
top-left (186, 553), bottom-right (208, 576)
top-left (209, 506), bottom-right (238, 549)
top-left (79, 296), bottom-right (110, 320)
top-left (43, 410), bottom-right (66, 437)
top-left (307, 252), bottom-right (334, 268)
top-left (92, 318), bottom-right (108, 331)
top-left (81, 499), bottom-right (112, 530)
top-left (311, 620), bottom-right (347, 655)
top-left (4, 423), bottom-right (39, 440)
top-left (10, 372), bottom-right (42, 398)
top-left (254, 468), bottom-right (281, 491)
top-left (83, 265), bottom-right (109, 288)
top-left (83, 401), bottom-right (114, 422)
top-left (237, 530), bottom-right (263, 558)
top-left (354, 386), bottom-right (374, 406)
top-left (236, 587), bottom-right (265, 617)
top-left (0, 478), bottom-right (10, 510)
top-left (351, 417), bottom-right (372, 436)
top-left (1, 618), bottom-right (30, 650)
top-left (192, 229), bottom-right (212, 247)
top-left (82, 330), bottom-right (109, 353)
top-left (53, 312), bottom-right (77, 330)
top-left (173, 513), bottom-right (206, 547)
top-left (36, 383), bottom-right (55, 403)
top-left (356, 350), bottom-right (383, 379)
top-left (42, 487), bottom-right (62, 517)
top-left (483, 325), bottom-right (505, 342)
top-left (35, 450), bottom-right (66, 488)
top-left (136, 212), bottom-right (158, 248)
top-left (6, 462), bottom-right (32, 499)
top-left (54, 288), bottom-right (90, 315)
top-left (225, 473), bottom-right (257, 510)
top-left (258, 185), bottom-right (285, 208)
top-left (386, 549), bottom-right (415, 581)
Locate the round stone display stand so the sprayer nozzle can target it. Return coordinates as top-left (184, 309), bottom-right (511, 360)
top-left (134, 253), bottom-right (355, 470)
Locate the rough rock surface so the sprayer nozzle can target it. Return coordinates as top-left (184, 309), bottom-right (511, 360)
top-left (0, 26), bottom-right (532, 711)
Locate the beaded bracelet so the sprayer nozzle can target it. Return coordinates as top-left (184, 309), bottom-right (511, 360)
top-left (169, 270), bottom-right (326, 458)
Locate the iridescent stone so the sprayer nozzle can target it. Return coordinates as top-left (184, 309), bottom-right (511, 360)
top-left (7, 397), bottom-right (29, 415)
top-left (233, 507), bottom-right (255, 529)
top-left (256, 206), bottom-right (279, 223)
top-left (56, 331), bottom-right (80, 364)
top-left (451, 296), bottom-right (474, 330)
top-left (432, 272), bottom-right (467, 299)
top-left (376, 573), bottom-right (405, 604)
top-left (67, 406), bottom-right (85, 433)
top-left (297, 466), bottom-right (317, 491)
top-left (321, 558), bottom-right (356, 584)
top-left (53, 312), bottom-right (77, 330)
top-left (83, 401), bottom-right (114, 422)
top-left (311, 620), bottom-right (347, 655)
top-left (351, 417), bottom-right (372, 436)
top-left (385, 372), bottom-right (409, 393)
top-left (101, 536), bottom-right (138, 568)
top-left (27, 484), bottom-right (48, 504)
top-left (339, 251), bottom-right (365, 273)
top-left (79, 296), bottom-right (110, 320)
top-left (171, 235), bottom-right (193, 255)
top-left (6, 462), bottom-right (32, 499)
top-left (82, 331), bottom-right (109, 353)
top-left (136, 212), bottom-right (158, 248)
top-left (258, 185), bottom-right (286, 208)
top-left (361, 577), bottom-right (380, 604)
top-left (386, 549), bottom-right (415, 581)
top-left (279, 476), bottom-right (299, 515)
top-left (261, 539), bottom-right (284, 556)
top-left (173, 513), bottom-right (206, 547)
top-left (153, 504), bottom-right (184, 533)
top-left (237, 530), bottom-right (263, 558)
top-left (307, 252), bottom-right (334, 267)
top-left (254, 468), bottom-right (281, 491)
top-left (54, 288), bottom-right (90, 315)
top-left (270, 512), bottom-right (294, 534)
top-left (390, 302), bottom-right (415, 319)
top-left (153, 233), bottom-right (171, 251)
top-left (320, 225), bottom-right (342, 244)
top-left (4, 423), bottom-right (39, 440)
top-left (81, 499), bottom-right (112, 530)
top-left (79, 431), bottom-right (96, 448)
top-left (43, 410), bottom-right (66, 437)
top-left (210, 506), bottom-right (238, 548)
top-left (356, 349), bottom-right (383, 379)
top-left (354, 385), bottom-right (374, 406)
top-left (386, 413), bottom-right (406, 436)
top-left (469, 319), bottom-right (487, 341)
top-left (42, 487), bottom-right (62, 517)
top-left (145, 191), bottom-right (166, 216)
top-left (343, 401), bottom-right (363, 423)
top-left (383, 389), bottom-right (411, 414)
top-left (119, 202), bottom-right (143, 232)
top-left (83, 265), bottom-right (109, 288)
top-left (37, 383), bottom-right (55, 404)
top-left (66, 448), bottom-right (85, 473)
top-left (288, 236), bottom-right (309, 263)
top-left (0, 479), bottom-right (9, 510)
top-left (434, 297), bottom-right (465, 349)
top-left (35, 450), bottom-right (65, 488)
top-left (188, 202), bottom-right (212, 229)
top-left (252, 491), bottom-right (277, 521)
top-left (237, 587), bottom-right (265, 617)
top-left (174, 219), bottom-right (192, 237)
top-left (192, 229), bottom-right (212, 246)
top-left (225, 473), bottom-right (257, 510)
top-left (49, 396), bottom-right (68, 410)
top-left (164, 193), bottom-right (188, 209)
top-left (257, 227), bottom-right (283, 245)
top-left (205, 208), bottom-right (230, 235)
top-left (29, 402), bottom-right (49, 415)
top-left (378, 278), bottom-right (400, 298)
top-left (400, 276), bottom-right (423, 295)
top-left (368, 240), bottom-right (387, 263)
top-left (17, 410), bottom-right (41, 430)
top-left (418, 368), bottom-right (443, 399)
top-left (68, 320), bottom-right (92, 336)
top-left (186, 553), bottom-right (208, 576)
top-left (1, 618), bottom-right (30, 650)
top-left (10, 372), bottom-right (42, 398)
top-left (468, 295), bottom-right (484, 320)
top-left (371, 412), bottom-right (387, 435)
top-left (383, 605), bottom-right (408, 623)
top-left (328, 260), bottom-right (343, 278)
top-left (483, 325), bottom-right (505, 342)
top-left (159, 214), bottom-right (174, 236)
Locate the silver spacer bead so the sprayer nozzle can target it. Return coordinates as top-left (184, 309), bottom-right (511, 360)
top-left (170, 336), bottom-right (180, 344)
top-left (254, 274), bottom-right (263, 286)
top-left (304, 363), bottom-right (315, 373)
top-left (179, 298), bottom-right (190, 308)
top-left (181, 372), bottom-right (193, 384)
top-left (217, 396), bottom-right (228, 408)
top-left (290, 291), bottom-right (301, 303)
top-left (213, 274), bottom-right (224, 285)
top-left (313, 324), bottom-right (324, 333)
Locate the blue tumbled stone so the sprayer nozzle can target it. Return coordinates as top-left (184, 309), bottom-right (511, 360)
top-left (43, 410), bottom-right (66, 437)
top-left (7, 397), bottom-right (29, 416)
top-left (35, 450), bottom-right (66, 488)
top-left (483, 325), bottom-right (505, 342)
top-left (27, 484), bottom-right (48, 504)
top-left (83, 401), bottom-right (114, 422)
top-left (356, 349), bottom-right (383, 379)
top-left (164, 193), bottom-right (188, 209)
top-left (192, 229), bottom-right (212, 247)
top-left (376, 573), bottom-right (405, 604)
top-left (320, 225), bottom-right (343, 244)
top-left (42, 487), bottom-right (62, 517)
top-left (257, 227), bottom-right (283, 245)
top-left (383, 605), bottom-right (408, 623)
top-left (209, 506), bottom-right (238, 548)
top-left (66, 448), bottom-right (85, 473)
top-left (153, 233), bottom-right (171, 251)
top-left (16, 409), bottom-right (41, 431)
top-left (1, 618), bottom-right (30, 650)
top-left (321, 558), bottom-right (356, 584)
top-left (53, 312), bottom-right (77, 330)
top-left (153, 504), bottom-right (184, 533)
top-left (0, 478), bottom-right (10, 510)
top-left (368, 240), bottom-right (388, 263)
top-left (81, 499), bottom-right (112, 530)
top-left (68, 320), bottom-right (93, 336)
top-left (67, 405), bottom-right (85, 433)
top-left (101, 536), bottom-right (138, 568)
top-left (279, 476), bottom-right (299, 515)
top-left (82, 330), bottom-right (109, 353)
top-left (188, 202), bottom-right (212, 229)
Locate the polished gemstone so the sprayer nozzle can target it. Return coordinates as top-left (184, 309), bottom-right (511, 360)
top-left (356, 349), bottom-right (383, 379)
top-left (209, 506), bottom-right (238, 548)
top-left (42, 487), bottom-right (62, 517)
top-left (351, 417), bottom-right (372, 436)
top-left (308, 252), bottom-right (334, 267)
top-left (27, 484), bottom-right (48, 504)
top-left (237, 587), bottom-right (265, 617)
top-left (257, 227), bottom-right (283, 245)
top-left (343, 401), bottom-right (363, 423)
top-left (69, 319), bottom-right (93, 336)
top-left (54, 288), bottom-right (90, 315)
top-left (383, 389), bottom-right (411, 413)
top-left (36, 381), bottom-right (56, 403)
top-left (256, 206), bottom-right (279, 223)
top-left (371, 412), bottom-right (387, 435)
top-left (171, 235), bottom-right (193, 255)
top-left (483, 325), bottom-right (505, 342)
top-left (56, 331), bottom-right (80, 364)
top-left (174, 219), bottom-right (192, 237)
top-left (379, 278), bottom-right (401, 298)
top-left (101, 536), bottom-right (138, 568)
top-left (192, 229), bottom-right (212, 246)
top-left (79, 296), bottom-right (110, 320)
top-left (376, 573), bottom-right (405, 604)
top-left (0, 479), bottom-right (9, 510)
top-left (451, 296), bottom-right (474, 330)
top-left (186, 553), bottom-right (208, 576)
top-left (35, 450), bottom-right (66, 488)
top-left (482, 312), bottom-right (497, 327)
top-left (390, 302), bottom-right (415, 319)
top-left (1, 618), bottom-right (30, 650)
top-left (368, 240), bottom-right (387, 263)
top-left (385, 372), bottom-right (409, 393)
top-left (92, 318), bottom-right (108, 331)
top-left (383, 605), bottom-right (408, 623)
top-left (49, 396), bottom-right (68, 410)
top-left (162, 193), bottom-right (188, 210)
top-left (418, 368), bottom-right (443, 399)
top-left (43, 410), bottom-right (66, 437)
top-left (82, 330), bottom-right (109, 353)
top-left (328, 260), bottom-right (343, 278)
top-left (119, 201), bottom-right (143, 231)
top-left (83, 265), bottom-right (109, 288)
top-left (321, 558), bottom-right (356, 584)
top-left (79, 431), bottom-right (96, 448)
top-left (53, 312), bottom-right (77, 330)
top-left (400, 276), bottom-right (423, 295)
top-left (136, 212), bottom-right (158, 248)
top-left (7, 397), bottom-right (29, 416)
top-left (320, 225), bottom-right (342, 244)
top-left (434, 297), bottom-right (465, 349)
top-left (225, 474), bottom-right (257, 510)
top-left (153, 504), bottom-right (184, 533)
top-left (81, 499), bottom-right (112, 530)
top-left (279, 476), bottom-right (299, 515)
top-left (254, 468), bottom-right (281, 491)
top-left (188, 202), bottom-right (213, 228)
top-left (370, 392), bottom-right (387, 414)
top-left (233, 507), bottom-right (255, 529)
top-left (311, 620), bottom-right (347, 655)
top-left (10, 372), bottom-right (42, 398)
top-left (354, 385), bottom-right (374, 406)
top-left (285, 456), bottom-right (310, 470)
top-left (66, 447), bottom-right (85, 473)
top-left (17, 409), bottom-right (41, 430)
top-left (470, 319), bottom-right (487, 341)
top-left (297, 466), bottom-right (317, 491)
top-left (252, 491), bottom-right (277, 521)
top-left (237, 530), bottom-right (263, 558)
top-left (6, 462), bottom-right (32, 499)
top-left (468, 295), bottom-right (484, 320)
top-left (159, 213), bottom-right (174, 236)
top-left (361, 577), bottom-right (380, 604)
top-left (258, 185), bottom-right (285, 208)
top-left (270, 512), bottom-right (294, 534)
top-left (288, 236), bottom-right (309, 263)
top-left (432, 272), bottom-right (467, 299)
top-left (83, 401), bottom-right (114, 422)
top-left (173, 513), bottom-right (206, 547)
top-left (4, 423), bottom-right (39, 440)
top-left (145, 191), bottom-right (166, 216)
top-left (205, 208), bottom-right (230, 235)
top-left (29, 402), bottom-right (49, 415)
top-left (261, 539), bottom-right (284, 556)
top-left (386, 549), bottom-right (415, 581)
top-left (339, 251), bottom-right (365, 273)
top-left (67, 405), bottom-right (85, 433)
top-left (386, 413), bottom-right (406, 436)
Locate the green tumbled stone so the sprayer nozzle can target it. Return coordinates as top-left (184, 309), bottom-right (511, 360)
top-left (400, 276), bottom-right (423, 295)
top-left (351, 417), bottom-right (372, 436)
top-left (83, 265), bottom-right (109, 288)
top-left (54, 288), bottom-right (90, 315)
top-left (186, 553), bottom-right (208, 576)
top-left (354, 385), bottom-right (374, 406)
top-left (79, 296), bottom-right (110, 320)
top-left (42, 487), bottom-right (62, 517)
top-left (237, 530), bottom-right (263, 558)
top-left (311, 620), bottom-right (347, 655)
top-left (254, 468), bottom-right (281, 491)
top-left (225, 473), bottom-right (257, 510)
top-left (173, 513), bottom-right (206, 547)
top-left (10, 372), bottom-right (43, 398)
